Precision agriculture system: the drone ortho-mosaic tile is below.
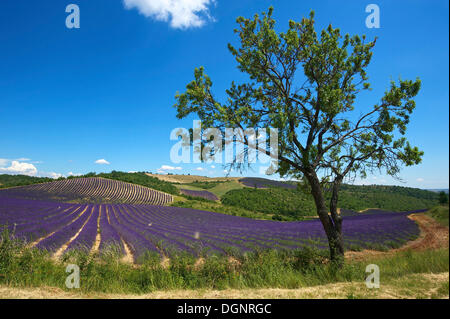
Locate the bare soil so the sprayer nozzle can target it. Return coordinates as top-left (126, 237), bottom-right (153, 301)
top-left (345, 213), bottom-right (449, 261)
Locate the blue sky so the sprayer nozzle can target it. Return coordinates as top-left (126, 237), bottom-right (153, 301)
top-left (0, 0), bottom-right (448, 188)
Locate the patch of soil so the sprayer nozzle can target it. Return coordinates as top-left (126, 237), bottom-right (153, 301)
top-left (345, 213), bottom-right (449, 261)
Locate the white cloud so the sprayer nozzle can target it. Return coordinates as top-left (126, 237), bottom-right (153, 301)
top-left (210, 165), bottom-right (215, 169)
top-left (0, 158), bottom-right (9, 167)
top-left (95, 159), bottom-right (110, 165)
top-left (416, 178), bottom-right (424, 182)
top-left (160, 165), bottom-right (182, 171)
top-left (39, 171), bottom-right (63, 179)
top-left (68, 172), bottom-right (82, 177)
top-left (0, 158), bottom-right (34, 166)
top-left (157, 165), bottom-right (182, 174)
top-left (123, 0), bottom-right (215, 29)
top-left (195, 167), bottom-right (204, 171)
top-left (0, 161), bottom-right (38, 176)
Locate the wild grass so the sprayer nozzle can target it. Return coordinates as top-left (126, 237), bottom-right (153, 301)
top-left (426, 205), bottom-right (449, 226)
top-left (170, 199), bottom-right (277, 220)
top-left (173, 180), bottom-right (245, 198)
top-left (1, 228), bottom-right (448, 295)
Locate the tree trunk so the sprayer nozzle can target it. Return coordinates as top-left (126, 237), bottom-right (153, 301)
top-left (305, 170), bottom-right (345, 264)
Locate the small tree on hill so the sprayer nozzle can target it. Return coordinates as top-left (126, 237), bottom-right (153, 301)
top-left (174, 8), bottom-right (423, 263)
top-left (439, 191), bottom-right (448, 205)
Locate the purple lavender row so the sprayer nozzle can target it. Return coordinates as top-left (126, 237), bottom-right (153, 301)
top-left (36, 205), bottom-right (94, 252)
top-left (180, 189), bottom-right (219, 201)
top-left (14, 205), bottom-right (85, 242)
top-left (106, 205), bottom-right (160, 262)
top-left (98, 205), bottom-right (125, 254)
top-left (239, 177), bottom-right (297, 189)
top-left (66, 206), bottom-right (100, 252)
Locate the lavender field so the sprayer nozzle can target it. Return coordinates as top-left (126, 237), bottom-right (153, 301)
top-left (180, 189), bottom-right (219, 201)
top-left (0, 177), bottom-right (172, 205)
top-left (0, 190), bottom-right (422, 263)
top-left (240, 177), bottom-right (297, 189)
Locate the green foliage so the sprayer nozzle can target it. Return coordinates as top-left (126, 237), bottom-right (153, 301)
top-left (426, 206), bottom-right (449, 227)
top-left (438, 191), bottom-right (449, 204)
top-left (171, 199), bottom-right (274, 220)
top-left (173, 7), bottom-right (423, 181)
top-left (222, 188), bottom-right (316, 218)
top-left (221, 184), bottom-right (439, 218)
top-left (0, 174), bottom-right (53, 189)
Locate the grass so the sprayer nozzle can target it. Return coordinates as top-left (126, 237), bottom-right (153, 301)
top-left (174, 180), bottom-right (245, 198)
top-left (0, 226), bottom-right (448, 295)
top-left (426, 205), bottom-right (449, 226)
top-left (170, 199), bottom-right (276, 220)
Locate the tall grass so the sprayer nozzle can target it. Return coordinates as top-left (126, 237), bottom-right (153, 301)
top-left (1, 229), bottom-right (448, 294)
top-left (426, 206), bottom-right (449, 226)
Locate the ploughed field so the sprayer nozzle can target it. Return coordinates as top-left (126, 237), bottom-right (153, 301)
top-left (0, 177), bottom-right (172, 205)
top-left (0, 185), bottom-right (423, 263)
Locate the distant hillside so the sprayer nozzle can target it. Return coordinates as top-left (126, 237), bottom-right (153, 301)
top-left (0, 174), bottom-right (53, 189)
top-left (0, 171), bottom-right (180, 196)
top-left (146, 173), bottom-right (239, 184)
top-left (239, 177), bottom-right (297, 189)
top-left (222, 184), bottom-right (440, 220)
top-left (93, 171), bottom-right (180, 195)
top-left (0, 177), bottom-right (173, 205)
top-left (427, 189), bottom-right (449, 194)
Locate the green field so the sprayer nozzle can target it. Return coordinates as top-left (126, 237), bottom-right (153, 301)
top-left (174, 180), bottom-right (245, 198)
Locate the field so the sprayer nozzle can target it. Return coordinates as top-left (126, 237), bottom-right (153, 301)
top-left (0, 191), bottom-right (424, 263)
top-left (0, 177), bottom-right (173, 205)
top-left (239, 177), bottom-right (297, 189)
top-left (0, 174), bottom-right (448, 298)
top-left (179, 189), bottom-right (219, 201)
top-left (146, 173), bottom-right (239, 184)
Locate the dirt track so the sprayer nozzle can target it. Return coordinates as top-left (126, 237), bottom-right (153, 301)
top-left (345, 213), bottom-right (449, 261)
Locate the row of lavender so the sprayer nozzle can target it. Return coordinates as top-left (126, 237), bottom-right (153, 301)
top-left (0, 194), bottom-right (421, 263)
top-left (239, 177), bottom-right (297, 189)
top-left (180, 189), bottom-right (219, 201)
top-left (0, 177), bottom-right (172, 205)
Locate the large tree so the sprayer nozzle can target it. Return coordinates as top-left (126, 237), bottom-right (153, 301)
top-left (174, 8), bottom-right (423, 262)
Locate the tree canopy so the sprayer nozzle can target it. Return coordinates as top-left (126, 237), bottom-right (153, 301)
top-left (174, 7), bottom-right (423, 261)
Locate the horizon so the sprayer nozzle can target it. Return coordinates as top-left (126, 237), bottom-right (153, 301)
top-left (1, 0), bottom-right (448, 189)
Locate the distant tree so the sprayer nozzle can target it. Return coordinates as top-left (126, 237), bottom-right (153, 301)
top-left (174, 8), bottom-right (423, 263)
top-left (439, 191), bottom-right (449, 204)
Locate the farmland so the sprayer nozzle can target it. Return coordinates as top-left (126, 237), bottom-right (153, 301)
top-left (0, 175), bottom-right (434, 262)
top-left (0, 174), bottom-right (447, 297)
top-left (179, 189), bottom-right (219, 201)
top-left (0, 177), bottom-right (173, 205)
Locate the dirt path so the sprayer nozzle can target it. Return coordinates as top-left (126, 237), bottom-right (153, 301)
top-left (53, 206), bottom-right (95, 260)
top-left (28, 205), bottom-right (86, 248)
top-left (90, 205), bottom-right (102, 255)
top-left (1, 272), bottom-right (447, 299)
top-left (346, 213), bottom-right (449, 261)
top-left (121, 239), bottom-right (134, 264)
